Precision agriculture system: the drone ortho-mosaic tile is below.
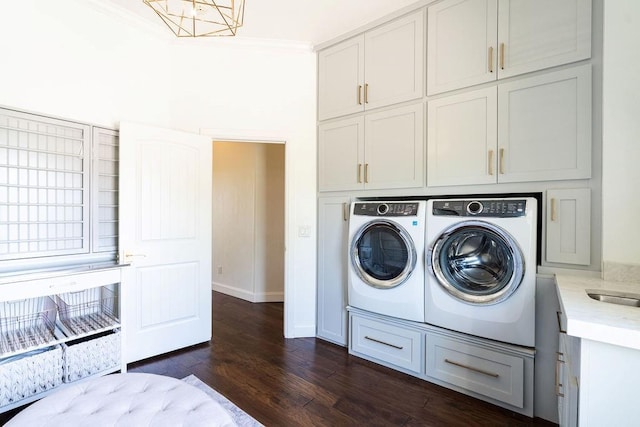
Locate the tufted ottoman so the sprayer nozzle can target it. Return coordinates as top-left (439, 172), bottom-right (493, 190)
top-left (5, 373), bottom-right (237, 426)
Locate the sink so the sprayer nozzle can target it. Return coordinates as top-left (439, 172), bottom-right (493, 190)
top-left (586, 289), bottom-right (640, 307)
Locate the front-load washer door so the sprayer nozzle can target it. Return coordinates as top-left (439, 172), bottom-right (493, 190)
top-left (428, 220), bottom-right (524, 305)
top-left (351, 220), bottom-right (417, 289)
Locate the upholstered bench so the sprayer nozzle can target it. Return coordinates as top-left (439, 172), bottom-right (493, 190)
top-left (6, 373), bottom-right (236, 426)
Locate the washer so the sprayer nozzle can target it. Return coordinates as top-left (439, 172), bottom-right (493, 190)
top-left (425, 197), bottom-right (537, 347)
top-left (348, 201), bottom-right (426, 322)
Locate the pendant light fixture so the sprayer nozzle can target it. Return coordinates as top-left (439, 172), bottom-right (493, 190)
top-left (143, 0), bottom-right (245, 37)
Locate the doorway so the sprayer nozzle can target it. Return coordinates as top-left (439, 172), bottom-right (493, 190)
top-left (211, 140), bottom-right (285, 302)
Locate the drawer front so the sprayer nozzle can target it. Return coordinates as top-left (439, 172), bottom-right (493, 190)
top-left (351, 314), bottom-right (422, 373)
top-left (426, 333), bottom-right (525, 408)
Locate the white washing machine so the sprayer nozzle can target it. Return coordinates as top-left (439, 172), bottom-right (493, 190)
top-left (425, 197), bottom-right (537, 347)
top-left (348, 201), bottom-right (426, 322)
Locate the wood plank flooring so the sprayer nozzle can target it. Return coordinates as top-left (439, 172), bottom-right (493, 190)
top-left (1, 292), bottom-right (557, 426)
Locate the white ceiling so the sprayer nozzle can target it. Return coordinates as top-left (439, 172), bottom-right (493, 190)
top-left (105, 0), bottom-right (422, 46)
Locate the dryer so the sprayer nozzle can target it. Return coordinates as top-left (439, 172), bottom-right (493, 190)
top-left (348, 201), bottom-right (426, 322)
top-left (425, 197), bottom-right (537, 347)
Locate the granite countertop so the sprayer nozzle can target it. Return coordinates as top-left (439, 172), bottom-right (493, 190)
top-left (555, 274), bottom-right (640, 350)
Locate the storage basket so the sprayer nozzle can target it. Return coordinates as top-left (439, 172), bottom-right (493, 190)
top-left (62, 330), bottom-right (121, 383)
top-left (0, 345), bottom-right (64, 407)
top-left (55, 287), bottom-right (119, 335)
top-left (0, 297), bottom-right (57, 356)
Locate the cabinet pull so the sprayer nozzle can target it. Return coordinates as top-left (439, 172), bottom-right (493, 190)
top-left (364, 83), bottom-right (369, 104)
top-left (358, 85), bottom-right (362, 105)
top-left (445, 359), bottom-right (499, 378)
top-left (556, 311), bottom-right (566, 333)
top-left (551, 198), bottom-right (557, 221)
top-left (365, 335), bottom-right (403, 350)
top-left (499, 148), bottom-right (505, 174)
top-left (357, 164), bottom-right (362, 183)
top-left (364, 163), bottom-right (369, 183)
top-left (49, 281), bottom-right (78, 289)
top-left (488, 46), bottom-right (494, 73)
top-left (500, 43), bottom-right (505, 70)
top-left (488, 150), bottom-right (494, 175)
top-left (556, 352), bottom-right (565, 397)
top-left (343, 203), bottom-right (349, 222)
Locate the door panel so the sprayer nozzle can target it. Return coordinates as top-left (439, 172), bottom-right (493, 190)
top-left (120, 121), bottom-right (212, 363)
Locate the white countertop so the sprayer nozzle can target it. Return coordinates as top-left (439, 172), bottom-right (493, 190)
top-left (555, 274), bottom-right (640, 350)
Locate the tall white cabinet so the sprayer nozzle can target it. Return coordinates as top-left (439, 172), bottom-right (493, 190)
top-left (427, 0), bottom-right (592, 95)
top-left (316, 197), bottom-right (350, 345)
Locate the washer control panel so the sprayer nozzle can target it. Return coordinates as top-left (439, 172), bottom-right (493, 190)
top-left (354, 202), bottom-right (420, 217)
top-left (432, 199), bottom-right (527, 217)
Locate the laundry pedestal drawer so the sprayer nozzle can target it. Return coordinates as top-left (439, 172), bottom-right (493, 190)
top-left (349, 310), bottom-right (423, 375)
top-left (425, 330), bottom-right (534, 415)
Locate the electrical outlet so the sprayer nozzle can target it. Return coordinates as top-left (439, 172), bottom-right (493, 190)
top-left (217, 266), bottom-right (223, 274)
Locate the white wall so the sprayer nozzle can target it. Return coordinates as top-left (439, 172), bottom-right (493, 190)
top-left (212, 142), bottom-right (285, 302)
top-left (0, 0), bottom-right (317, 337)
top-left (602, 2), bottom-right (640, 266)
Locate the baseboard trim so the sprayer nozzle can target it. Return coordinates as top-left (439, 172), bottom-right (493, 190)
top-left (212, 282), bottom-right (284, 303)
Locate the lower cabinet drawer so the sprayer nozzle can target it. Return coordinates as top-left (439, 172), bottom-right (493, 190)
top-left (426, 332), bottom-right (525, 408)
top-left (351, 314), bottom-right (422, 374)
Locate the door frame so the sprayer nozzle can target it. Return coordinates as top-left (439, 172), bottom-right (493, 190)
top-left (201, 127), bottom-right (292, 337)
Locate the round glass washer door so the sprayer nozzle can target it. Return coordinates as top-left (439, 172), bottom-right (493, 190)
top-left (428, 220), bottom-right (524, 305)
top-left (351, 220), bottom-right (417, 289)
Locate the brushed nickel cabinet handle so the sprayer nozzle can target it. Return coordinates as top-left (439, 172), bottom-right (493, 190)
top-left (364, 163), bottom-right (369, 183)
top-left (556, 311), bottom-right (566, 333)
top-left (364, 83), bottom-right (369, 104)
top-left (445, 359), bottom-right (499, 378)
top-left (365, 335), bottom-right (403, 350)
top-left (357, 164), bottom-right (362, 183)
top-left (489, 46), bottom-right (494, 73)
top-left (500, 43), bottom-right (505, 70)
top-left (358, 85), bottom-right (362, 105)
top-left (488, 150), bottom-right (494, 175)
top-left (343, 203), bottom-right (348, 222)
top-left (551, 198), bottom-right (557, 221)
top-left (556, 352), bottom-right (565, 397)
top-left (499, 148), bottom-right (505, 174)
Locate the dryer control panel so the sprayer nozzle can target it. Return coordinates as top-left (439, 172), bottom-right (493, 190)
top-left (432, 199), bottom-right (527, 217)
top-left (354, 202), bottom-right (420, 217)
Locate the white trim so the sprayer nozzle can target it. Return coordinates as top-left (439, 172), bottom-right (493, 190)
top-left (201, 128), bottom-right (295, 339)
top-left (212, 282), bottom-right (284, 303)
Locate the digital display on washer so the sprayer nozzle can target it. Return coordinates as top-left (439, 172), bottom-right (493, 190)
top-left (432, 199), bottom-right (527, 217)
top-left (353, 202), bottom-right (419, 216)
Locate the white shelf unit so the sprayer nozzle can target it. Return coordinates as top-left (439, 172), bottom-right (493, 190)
top-left (0, 267), bottom-right (124, 413)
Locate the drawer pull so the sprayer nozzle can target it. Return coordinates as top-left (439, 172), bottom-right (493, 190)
top-left (556, 311), bottom-right (566, 333)
top-left (364, 335), bottom-right (403, 350)
top-left (444, 358), bottom-right (499, 378)
top-left (49, 281), bottom-right (78, 289)
top-left (556, 352), bottom-right (565, 397)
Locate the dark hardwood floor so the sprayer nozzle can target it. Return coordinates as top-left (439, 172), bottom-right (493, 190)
top-left (1, 292), bottom-right (557, 426)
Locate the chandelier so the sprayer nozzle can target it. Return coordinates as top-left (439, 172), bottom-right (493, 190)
top-left (143, 0), bottom-right (245, 37)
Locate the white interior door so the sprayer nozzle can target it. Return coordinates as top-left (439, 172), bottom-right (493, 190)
top-left (119, 121), bottom-right (212, 364)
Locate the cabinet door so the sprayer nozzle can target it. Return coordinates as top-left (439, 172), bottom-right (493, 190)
top-left (427, 0), bottom-right (497, 95)
top-left (318, 117), bottom-right (364, 192)
top-left (317, 197), bottom-right (350, 346)
top-left (546, 188), bottom-right (591, 266)
top-left (497, 0), bottom-right (592, 79)
top-left (364, 103), bottom-right (424, 190)
top-left (497, 65), bottom-right (591, 183)
top-left (365, 9), bottom-right (424, 109)
top-left (318, 35), bottom-right (365, 121)
top-left (427, 87), bottom-right (497, 187)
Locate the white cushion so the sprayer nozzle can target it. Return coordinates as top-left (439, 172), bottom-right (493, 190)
top-left (6, 373), bottom-right (237, 426)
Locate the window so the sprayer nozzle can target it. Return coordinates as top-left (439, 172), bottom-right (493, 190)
top-left (0, 108), bottom-right (118, 272)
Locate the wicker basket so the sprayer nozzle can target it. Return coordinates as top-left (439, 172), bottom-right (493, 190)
top-left (0, 345), bottom-right (64, 407)
top-left (63, 330), bottom-right (121, 383)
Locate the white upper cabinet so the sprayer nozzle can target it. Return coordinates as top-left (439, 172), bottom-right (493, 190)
top-left (318, 9), bottom-right (424, 121)
top-left (319, 103), bottom-right (424, 191)
top-left (427, 0), bottom-right (592, 95)
top-left (427, 65), bottom-right (591, 187)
